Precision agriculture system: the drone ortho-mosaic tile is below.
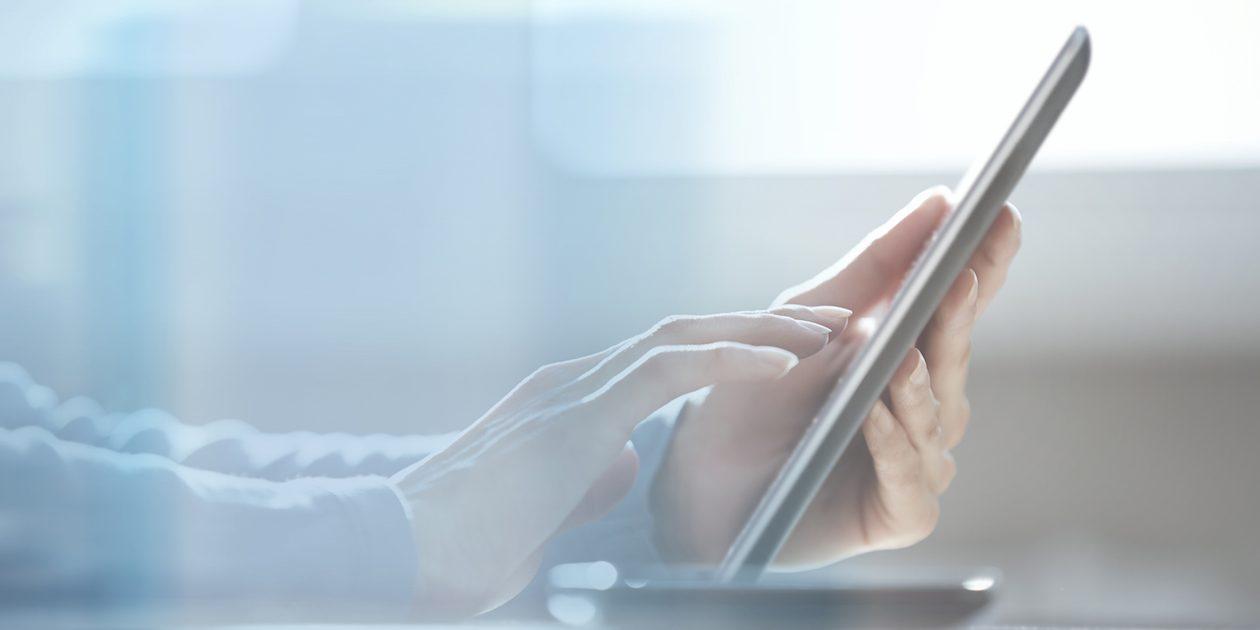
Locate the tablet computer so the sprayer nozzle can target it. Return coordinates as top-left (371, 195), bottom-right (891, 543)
top-left (547, 563), bottom-right (1001, 627)
top-left (714, 26), bottom-right (1091, 583)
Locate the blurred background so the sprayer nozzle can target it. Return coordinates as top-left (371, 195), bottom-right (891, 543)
top-left (1, 0), bottom-right (1258, 625)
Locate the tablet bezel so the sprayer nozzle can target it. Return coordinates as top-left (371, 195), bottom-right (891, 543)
top-left (715, 26), bottom-right (1091, 583)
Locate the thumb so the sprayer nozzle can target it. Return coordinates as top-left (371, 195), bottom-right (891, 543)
top-left (779, 187), bottom-right (952, 311)
top-left (557, 442), bottom-right (640, 531)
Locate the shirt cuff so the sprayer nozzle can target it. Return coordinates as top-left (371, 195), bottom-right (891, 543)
top-left (323, 476), bottom-right (418, 613)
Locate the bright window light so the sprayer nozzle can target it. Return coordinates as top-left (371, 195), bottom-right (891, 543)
top-left (531, 0), bottom-right (1260, 175)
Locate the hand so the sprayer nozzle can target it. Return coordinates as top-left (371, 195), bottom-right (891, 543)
top-left (391, 306), bottom-right (851, 617)
top-left (653, 187), bottom-right (1022, 568)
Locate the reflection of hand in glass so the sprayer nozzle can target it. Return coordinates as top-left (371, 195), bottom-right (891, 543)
top-left (392, 306), bottom-right (850, 616)
top-left (655, 187), bottom-right (1023, 569)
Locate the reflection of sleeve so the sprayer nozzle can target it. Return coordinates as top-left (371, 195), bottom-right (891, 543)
top-left (543, 395), bottom-right (692, 573)
top-left (0, 363), bottom-right (453, 481)
top-left (0, 426), bottom-right (416, 609)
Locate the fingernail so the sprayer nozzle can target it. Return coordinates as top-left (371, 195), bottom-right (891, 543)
top-left (966, 269), bottom-right (979, 306)
top-left (909, 351), bottom-right (928, 386)
top-left (794, 320), bottom-right (833, 337)
top-left (755, 348), bottom-right (799, 376)
top-left (808, 305), bottom-right (853, 324)
top-left (1008, 203), bottom-right (1023, 232)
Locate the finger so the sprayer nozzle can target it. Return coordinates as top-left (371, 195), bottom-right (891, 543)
top-left (966, 203), bottom-right (1021, 316)
top-left (512, 308), bottom-right (830, 403)
top-left (558, 442), bottom-right (639, 530)
top-left (919, 269), bottom-right (979, 448)
top-left (862, 401), bottom-right (940, 546)
top-left (592, 342), bottom-right (802, 427)
top-left (886, 348), bottom-right (955, 494)
top-left (887, 348), bottom-right (941, 449)
top-left (769, 303), bottom-right (853, 332)
top-left (510, 341), bottom-right (631, 402)
top-left (578, 311), bottom-right (838, 390)
top-left (778, 187), bottom-right (952, 311)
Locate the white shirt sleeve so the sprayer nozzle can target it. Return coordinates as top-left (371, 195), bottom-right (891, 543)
top-left (0, 364), bottom-right (418, 613)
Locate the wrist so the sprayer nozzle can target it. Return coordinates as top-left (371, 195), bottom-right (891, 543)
top-left (391, 464), bottom-right (508, 619)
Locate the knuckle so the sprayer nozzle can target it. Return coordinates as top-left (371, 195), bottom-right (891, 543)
top-left (522, 362), bottom-right (571, 391)
top-left (750, 312), bottom-right (784, 328)
top-left (536, 360), bottom-right (570, 378)
top-left (949, 397), bottom-right (972, 429)
top-left (897, 377), bottom-right (932, 407)
top-left (685, 345), bottom-right (726, 379)
top-left (616, 335), bottom-right (652, 361)
top-left (769, 304), bottom-right (806, 317)
top-left (634, 347), bottom-right (674, 381)
top-left (958, 397), bottom-right (972, 423)
top-left (709, 343), bottom-right (740, 365)
top-left (745, 312), bottom-right (799, 335)
top-left (914, 500), bottom-right (942, 541)
top-left (978, 240), bottom-right (1002, 269)
top-left (527, 362), bottom-right (560, 382)
top-left (957, 343), bottom-right (973, 369)
top-left (930, 419), bottom-right (946, 445)
top-left (651, 315), bottom-right (695, 338)
top-left (933, 301), bottom-right (973, 333)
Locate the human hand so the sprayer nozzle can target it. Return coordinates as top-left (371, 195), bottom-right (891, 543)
top-left (653, 187), bottom-right (1022, 568)
top-left (391, 306), bottom-right (852, 616)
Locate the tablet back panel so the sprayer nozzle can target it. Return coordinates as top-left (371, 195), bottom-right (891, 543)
top-left (716, 27), bottom-right (1091, 583)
